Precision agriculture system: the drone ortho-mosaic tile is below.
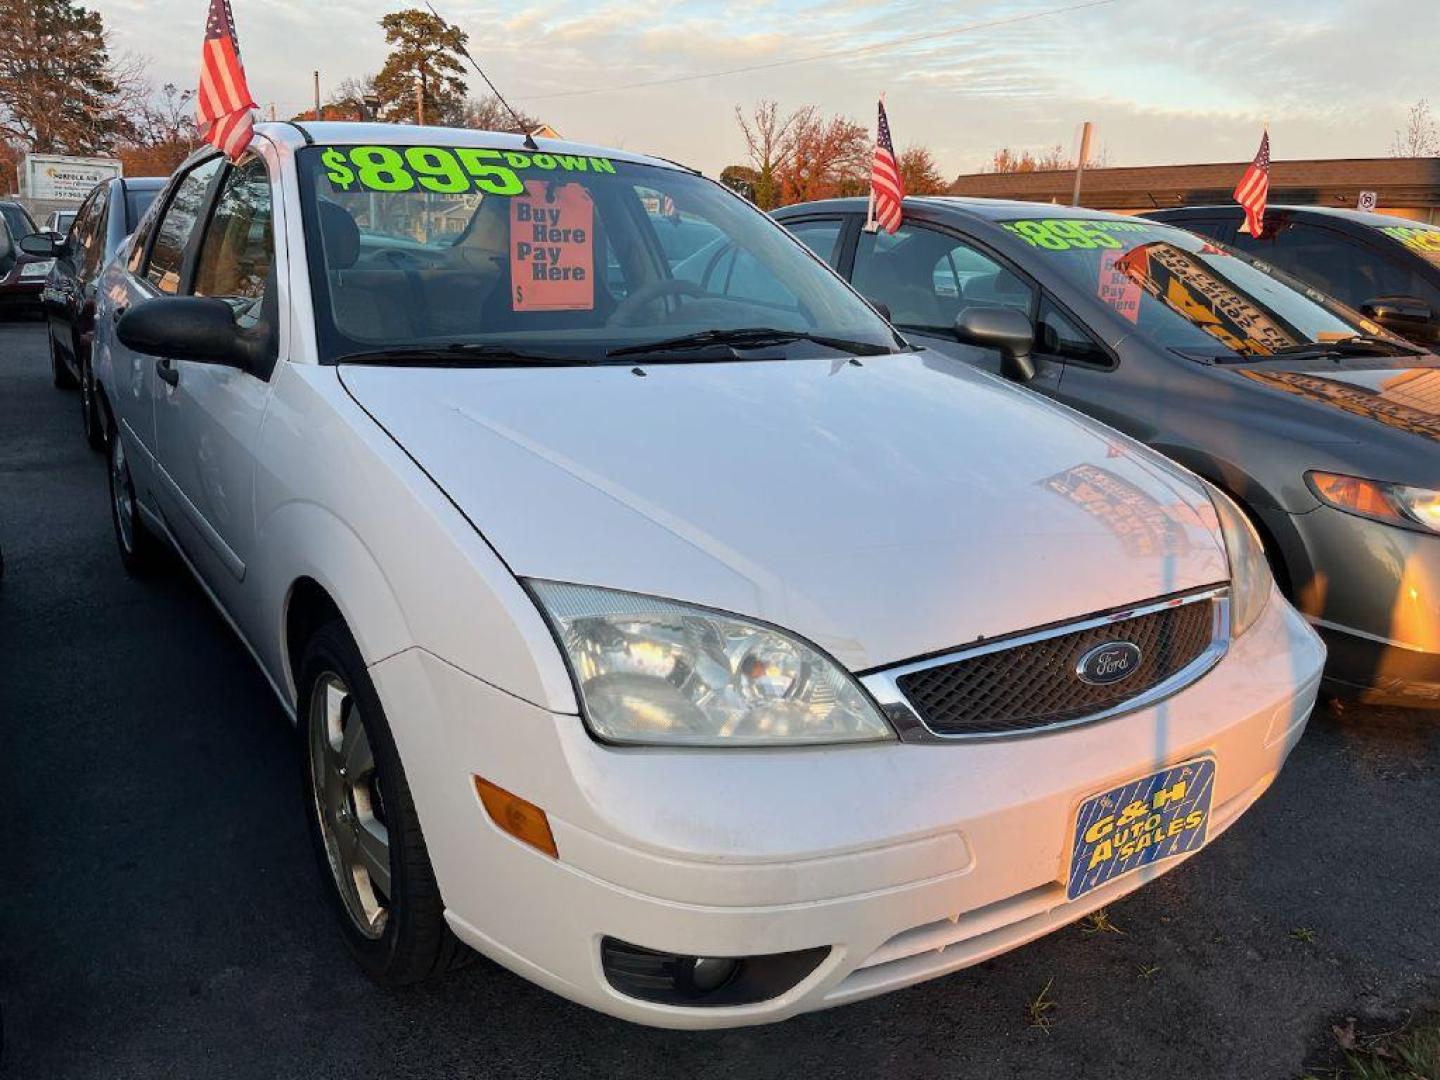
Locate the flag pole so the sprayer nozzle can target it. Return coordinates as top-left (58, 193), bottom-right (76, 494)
top-left (864, 92), bottom-right (882, 233)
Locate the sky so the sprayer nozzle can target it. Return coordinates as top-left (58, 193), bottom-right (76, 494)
top-left (95, 0), bottom-right (1434, 179)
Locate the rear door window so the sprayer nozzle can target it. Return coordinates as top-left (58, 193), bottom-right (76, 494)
top-left (786, 218), bottom-right (845, 269)
top-left (143, 157), bottom-right (223, 294)
top-left (852, 224), bottom-right (1033, 332)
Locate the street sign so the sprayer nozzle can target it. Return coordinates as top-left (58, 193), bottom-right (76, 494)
top-left (1357, 190), bottom-right (1378, 212)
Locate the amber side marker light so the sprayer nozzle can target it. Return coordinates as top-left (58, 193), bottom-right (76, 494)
top-left (474, 777), bottom-right (558, 858)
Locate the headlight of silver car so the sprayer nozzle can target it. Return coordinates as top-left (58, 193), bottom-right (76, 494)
top-left (1206, 485), bottom-right (1272, 639)
top-left (527, 580), bottom-right (894, 747)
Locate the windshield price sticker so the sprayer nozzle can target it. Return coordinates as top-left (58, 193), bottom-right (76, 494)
top-left (1377, 224), bottom-right (1440, 261)
top-left (510, 181), bottom-right (595, 312)
top-left (320, 145), bottom-right (617, 196)
top-left (1002, 218), bottom-right (1153, 251)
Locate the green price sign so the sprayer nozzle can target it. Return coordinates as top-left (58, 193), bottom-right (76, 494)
top-left (319, 145), bottom-right (617, 196)
top-left (1002, 218), bottom-right (1152, 251)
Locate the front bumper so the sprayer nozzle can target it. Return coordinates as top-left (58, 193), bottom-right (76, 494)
top-left (1261, 501), bottom-right (1440, 706)
top-left (371, 590), bottom-right (1323, 1028)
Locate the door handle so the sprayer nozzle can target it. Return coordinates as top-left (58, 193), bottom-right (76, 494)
top-left (156, 357), bottom-right (179, 387)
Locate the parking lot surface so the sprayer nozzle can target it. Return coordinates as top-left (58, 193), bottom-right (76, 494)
top-left (1, 319), bottom-right (1437, 1079)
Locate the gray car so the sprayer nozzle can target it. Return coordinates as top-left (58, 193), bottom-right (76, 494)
top-left (771, 197), bottom-right (1440, 707)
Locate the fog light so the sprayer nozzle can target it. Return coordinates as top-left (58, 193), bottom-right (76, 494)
top-left (600, 937), bottom-right (829, 1007)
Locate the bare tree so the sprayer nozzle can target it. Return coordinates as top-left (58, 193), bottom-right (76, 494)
top-left (460, 95), bottom-right (541, 135)
top-left (116, 81), bottom-right (204, 176)
top-left (1390, 98), bottom-right (1440, 157)
top-left (734, 100), bottom-right (808, 210)
top-left (988, 144), bottom-right (1072, 174)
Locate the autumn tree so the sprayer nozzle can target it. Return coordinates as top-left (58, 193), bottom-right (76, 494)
top-left (989, 144), bottom-right (1071, 173)
top-left (775, 110), bottom-right (870, 204)
top-left (734, 100), bottom-right (806, 210)
top-left (1390, 98), bottom-right (1440, 157)
top-left (374, 9), bottom-right (470, 125)
top-left (0, 0), bottom-right (134, 154)
top-left (897, 145), bottom-right (947, 195)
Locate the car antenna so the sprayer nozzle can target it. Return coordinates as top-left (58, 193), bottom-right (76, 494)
top-left (424, 0), bottom-right (539, 151)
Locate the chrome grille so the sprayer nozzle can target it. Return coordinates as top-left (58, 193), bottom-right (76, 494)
top-left (872, 590), bottom-right (1225, 740)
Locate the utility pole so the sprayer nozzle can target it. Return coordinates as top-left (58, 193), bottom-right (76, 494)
top-left (415, 75), bottom-right (425, 125)
top-left (1070, 120), bottom-right (1094, 206)
top-left (313, 71), bottom-right (321, 121)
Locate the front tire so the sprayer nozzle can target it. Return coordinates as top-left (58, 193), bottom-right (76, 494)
top-left (80, 356), bottom-right (104, 451)
top-left (49, 332), bottom-right (78, 390)
top-left (298, 619), bottom-right (467, 985)
top-left (107, 424), bottom-right (162, 575)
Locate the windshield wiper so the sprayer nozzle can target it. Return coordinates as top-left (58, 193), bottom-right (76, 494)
top-left (606, 327), bottom-right (895, 359)
top-left (335, 343), bottom-right (588, 367)
top-left (1263, 335), bottom-right (1420, 360)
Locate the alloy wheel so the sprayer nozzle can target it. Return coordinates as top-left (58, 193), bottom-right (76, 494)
top-left (110, 435), bottom-right (135, 555)
top-left (309, 673), bottom-right (392, 939)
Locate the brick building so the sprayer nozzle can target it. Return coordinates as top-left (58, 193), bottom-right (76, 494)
top-left (948, 158), bottom-right (1440, 223)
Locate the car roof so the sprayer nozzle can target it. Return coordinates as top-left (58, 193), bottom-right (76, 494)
top-left (248, 121), bottom-right (695, 176)
top-left (1146, 203), bottom-right (1431, 230)
top-left (774, 195), bottom-right (1142, 225)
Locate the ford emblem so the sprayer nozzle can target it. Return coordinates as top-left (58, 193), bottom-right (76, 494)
top-left (1075, 641), bottom-right (1143, 686)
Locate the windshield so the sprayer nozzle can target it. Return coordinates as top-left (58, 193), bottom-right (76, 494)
top-left (1373, 221), bottom-right (1440, 269)
top-left (1000, 216), bottom-right (1376, 358)
top-left (297, 143), bottom-right (898, 364)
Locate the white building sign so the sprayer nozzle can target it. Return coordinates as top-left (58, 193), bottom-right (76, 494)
top-left (20, 153), bottom-right (123, 203)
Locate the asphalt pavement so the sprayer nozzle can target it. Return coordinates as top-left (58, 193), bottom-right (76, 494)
top-left (1, 318), bottom-right (1437, 1080)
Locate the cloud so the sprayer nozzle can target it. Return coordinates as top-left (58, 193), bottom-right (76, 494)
top-left (91, 0), bottom-right (1432, 180)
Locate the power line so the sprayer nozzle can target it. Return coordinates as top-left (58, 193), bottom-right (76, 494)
top-left (516, 0), bottom-right (1122, 103)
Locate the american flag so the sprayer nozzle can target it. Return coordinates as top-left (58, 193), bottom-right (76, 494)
top-left (868, 99), bottom-right (905, 235)
top-left (1233, 131), bottom-right (1271, 236)
top-left (196, 0), bottom-right (257, 161)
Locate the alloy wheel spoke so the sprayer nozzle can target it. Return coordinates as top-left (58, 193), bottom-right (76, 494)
top-left (340, 709), bottom-right (374, 781)
top-left (354, 819), bottom-right (392, 900)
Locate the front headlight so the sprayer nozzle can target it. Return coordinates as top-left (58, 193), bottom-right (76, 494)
top-left (1206, 485), bottom-right (1272, 639)
top-left (528, 580), bottom-right (894, 747)
top-left (1308, 471), bottom-right (1440, 535)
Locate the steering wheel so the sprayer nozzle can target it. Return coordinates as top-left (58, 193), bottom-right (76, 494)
top-left (380, 248), bottom-right (424, 270)
top-left (607, 279), bottom-right (709, 326)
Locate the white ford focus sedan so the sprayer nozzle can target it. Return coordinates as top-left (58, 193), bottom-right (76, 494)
top-left (93, 122), bottom-right (1324, 1028)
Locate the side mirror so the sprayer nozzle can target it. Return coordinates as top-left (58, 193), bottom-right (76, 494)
top-left (19, 232), bottom-right (63, 258)
top-left (116, 297), bottom-right (266, 371)
top-left (955, 306), bottom-right (1036, 383)
top-left (1361, 295), bottom-right (1434, 335)
top-left (865, 297), bottom-right (893, 323)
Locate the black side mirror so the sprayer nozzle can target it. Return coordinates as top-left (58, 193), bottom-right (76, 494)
top-left (1361, 294), bottom-right (1434, 335)
top-left (955, 306), bottom-right (1036, 383)
top-left (19, 232), bottom-right (63, 258)
top-left (117, 297), bottom-right (267, 372)
top-left (865, 297), bottom-right (892, 323)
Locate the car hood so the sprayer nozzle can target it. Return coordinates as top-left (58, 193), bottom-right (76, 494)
top-left (340, 355), bottom-right (1228, 671)
top-left (1228, 355), bottom-right (1440, 448)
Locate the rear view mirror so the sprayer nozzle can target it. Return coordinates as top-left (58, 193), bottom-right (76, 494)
top-left (19, 232), bottom-right (63, 258)
top-left (955, 306), bottom-right (1036, 383)
top-left (117, 296), bottom-right (265, 372)
top-left (1361, 295), bottom-right (1434, 336)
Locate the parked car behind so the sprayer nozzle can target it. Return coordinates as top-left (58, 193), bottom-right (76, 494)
top-left (27, 176), bottom-right (164, 447)
top-left (42, 209), bottom-right (77, 237)
top-left (94, 124), bottom-right (1322, 1028)
top-left (0, 201), bottom-right (53, 318)
top-left (0, 200), bottom-right (37, 243)
top-left (775, 197), bottom-right (1439, 707)
top-left (1143, 205), bottom-right (1440, 349)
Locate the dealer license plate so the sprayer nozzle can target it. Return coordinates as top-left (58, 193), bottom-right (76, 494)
top-left (1067, 758), bottom-right (1215, 901)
